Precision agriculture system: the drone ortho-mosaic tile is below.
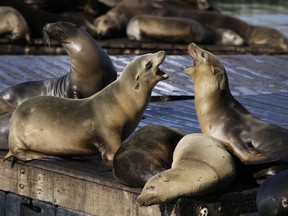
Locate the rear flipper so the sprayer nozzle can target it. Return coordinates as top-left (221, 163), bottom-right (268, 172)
top-left (4, 150), bottom-right (63, 162)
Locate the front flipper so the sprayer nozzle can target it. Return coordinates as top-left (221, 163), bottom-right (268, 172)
top-left (11, 150), bottom-right (63, 162)
top-left (227, 138), bottom-right (279, 165)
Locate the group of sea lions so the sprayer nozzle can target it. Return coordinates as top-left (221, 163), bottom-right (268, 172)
top-left (0, 0), bottom-right (288, 52)
top-left (0, 8), bottom-right (287, 215)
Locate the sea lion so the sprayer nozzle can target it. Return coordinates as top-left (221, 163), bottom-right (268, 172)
top-left (4, 51), bottom-right (169, 165)
top-left (257, 170), bottom-right (288, 216)
top-left (126, 15), bottom-right (244, 46)
top-left (0, 21), bottom-right (117, 150)
top-left (113, 124), bottom-right (186, 187)
top-left (182, 43), bottom-right (288, 166)
top-left (126, 15), bottom-right (215, 44)
top-left (137, 133), bottom-right (236, 206)
top-left (0, 6), bottom-right (30, 42)
top-left (0, 21), bottom-right (117, 107)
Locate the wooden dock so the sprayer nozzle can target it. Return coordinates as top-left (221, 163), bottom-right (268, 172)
top-left (0, 53), bottom-right (287, 215)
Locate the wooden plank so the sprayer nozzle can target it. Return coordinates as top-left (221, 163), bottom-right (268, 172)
top-left (0, 153), bottom-right (164, 216)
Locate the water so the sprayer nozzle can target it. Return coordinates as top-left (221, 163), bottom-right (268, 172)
top-left (213, 0), bottom-right (288, 36)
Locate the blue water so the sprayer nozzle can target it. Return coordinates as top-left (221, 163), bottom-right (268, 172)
top-left (214, 1), bottom-right (288, 36)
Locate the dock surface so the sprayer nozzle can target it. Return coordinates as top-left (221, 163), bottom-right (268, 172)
top-left (0, 54), bottom-right (287, 215)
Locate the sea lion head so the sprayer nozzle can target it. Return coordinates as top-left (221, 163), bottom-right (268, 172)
top-left (137, 172), bottom-right (174, 206)
top-left (43, 21), bottom-right (87, 54)
top-left (182, 43), bottom-right (228, 91)
top-left (120, 51), bottom-right (169, 91)
top-left (43, 22), bottom-right (78, 43)
top-left (217, 28), bottom-right (245, 46)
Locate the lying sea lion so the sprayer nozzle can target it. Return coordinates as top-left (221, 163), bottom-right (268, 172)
top-left (137, 133), bottom-right (236, 206)
top-left (0, 6), bottom-right (30, 41)
top-left (113, 124), bottom-right (186, 187)
top-left (4, 51), bottom-right (169, 165)
top-left (126, 15), bottom-right (244, 46)
top-left (182, 43), bottom-right (288, 166)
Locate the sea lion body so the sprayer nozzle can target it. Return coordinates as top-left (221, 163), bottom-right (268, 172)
top-left (113, 124), bottom-right (186, 187)
top-left (182, 43), bottom-right (288, 166)
top-left (137, 133), bottom-right (236, 206)
top-left (0, 6), bottom-right (30, 41)
top-left (257, 170), bottom-right (288, 216)
top-left (4, 51), bottom-right (168, 165)
top-left (126, 15), bottom-right (215, 44)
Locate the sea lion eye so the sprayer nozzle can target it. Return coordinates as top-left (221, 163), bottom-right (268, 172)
top-left (145, 61), bottom-right (153, 71)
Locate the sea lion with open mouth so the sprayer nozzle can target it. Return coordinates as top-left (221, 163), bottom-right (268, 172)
top-left (182, 43), bottom-right (288, 168)
top-left (4, 51), bottom-right (168, 166)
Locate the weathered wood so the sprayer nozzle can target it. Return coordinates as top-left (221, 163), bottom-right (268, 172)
top-left (0, 55), bottom-right (287, 215)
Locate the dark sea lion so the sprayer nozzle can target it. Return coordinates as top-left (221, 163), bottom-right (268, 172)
top-left (113, 124), bottom-right (186, 187)
top-left (0, 6), bottom-right (30, 41)
top-left (4, 51), bottom-right (169, 165)
top-left (257, 170), bottom-right (288, 216)
top-left (0, 21), bottom-right (117, 107)
top-left (137, 133), bottom-right (236, 206)
top-left (0, 21), bottom-right (117, 150)
top-left (182, 43), bottom-right (288, 166)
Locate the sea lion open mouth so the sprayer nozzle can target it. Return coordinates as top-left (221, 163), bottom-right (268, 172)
top-left (181, 43), bottom-right (198, 75)
top-left (157, 68), bottom-right (169, 80)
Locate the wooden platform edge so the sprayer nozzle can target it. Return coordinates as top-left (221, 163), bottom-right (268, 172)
top-left (0, 157), bottom-right (162, 216)
top-left (0, 153), bottom-right (259, 216)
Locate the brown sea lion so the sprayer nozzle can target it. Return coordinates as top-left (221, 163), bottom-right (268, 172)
top-left (113, 124), bottom-right (186, 187)
top-left (126, 15), bottom-right (216, 44)
top-left (126, 15), bottom-right (244, 46)
top-left (182, 43), bottom-right (288, 166)
top-left (137, 133), bottom-right (236, 206)
top-left (4, 51), bottom-right (169, 165)
top-left (0, 6), bottom-right (30, 42)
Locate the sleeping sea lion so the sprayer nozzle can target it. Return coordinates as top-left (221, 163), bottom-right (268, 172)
top-left (137, 133), bottom-right (236, 206)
